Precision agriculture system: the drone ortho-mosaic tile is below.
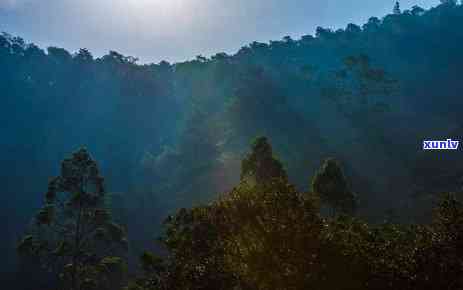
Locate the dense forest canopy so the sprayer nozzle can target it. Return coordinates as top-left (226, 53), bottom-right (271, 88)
top-left (2, 1), bottom-right (463, 289)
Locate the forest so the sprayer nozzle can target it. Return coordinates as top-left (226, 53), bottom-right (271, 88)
top-left (2, 1), bottom-right (463, 289)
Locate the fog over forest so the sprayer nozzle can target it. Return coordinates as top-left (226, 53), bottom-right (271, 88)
top-left (2, 1), bottom-right (463, 290)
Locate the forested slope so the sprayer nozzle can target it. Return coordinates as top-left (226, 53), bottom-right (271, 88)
top-left (2, 1), bottom-right (463, 285)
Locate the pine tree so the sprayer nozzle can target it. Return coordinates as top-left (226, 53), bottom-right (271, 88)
top-left (393, 1), bottom-right (401, 15)
top-left (311, 158), bottom-right (357, 216)
top-left (240, 136), bottom-right (287, 185)
top-left (18, 148), bottom-right (128, 290)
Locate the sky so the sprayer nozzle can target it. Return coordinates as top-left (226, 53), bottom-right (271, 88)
top-left (0, 0), bottom-right (440, 63)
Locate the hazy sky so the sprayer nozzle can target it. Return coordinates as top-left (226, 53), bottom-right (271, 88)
top-left (0, 0), bottom-right (440, 63)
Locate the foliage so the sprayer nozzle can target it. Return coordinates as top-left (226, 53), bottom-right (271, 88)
top-left (240, 136), bottom-right (287, 184)
top-left (312, 158), bottom-right (357, 215)
top-left (130, 138), bottom-right (463, 290)
top-left (17, 148), bottom-right (127, 290)
top-left (393, 2), bottom-right (401, 15)
top-left (5, 1), bottom-right (463, 286)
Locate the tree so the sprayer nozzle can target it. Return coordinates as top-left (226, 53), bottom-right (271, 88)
top-left (136, 138), bottom-right (322, 290)
top-left (18, 148), bottom-right (127, 290)
top-left (319, 55), bottom-right (397, 158)
top-left (311, 158), bottom-right (357, 216)
top-left (411, 5), bottom-right (425, 16)
top-left (74, 48), bottom-right (94, 63)
top-left (410, 193), bottom-right (463, 289)
top-left (240, 136), bottom-right (287, 185)
top-left (393, 1), bottom-right (401, 15)
top-left (47, 47), bottom-right (72, 63)
top-left (362, 17), bottom-right (381, 32)
top-left (316, 26), bottom-right (334, 40)
top-left (346, 23), bottom-right (362, 35)
top-left (322, 54), bottom-right (397, 114)
top-left (440, 0), bottom-right (458, 6)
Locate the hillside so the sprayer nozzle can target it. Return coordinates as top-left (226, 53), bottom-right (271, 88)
top-left (2, 2), bottom-right (463, 287)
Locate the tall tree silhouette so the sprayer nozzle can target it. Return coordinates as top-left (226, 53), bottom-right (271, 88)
top-left (241, 136), bottom-right (287, 185)
top-left (393, 1), bottom-right (401, 15)
top-left (311, 158), bottom-right (357, 216)
top-left (18, 148), bottom-right (127, 290)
